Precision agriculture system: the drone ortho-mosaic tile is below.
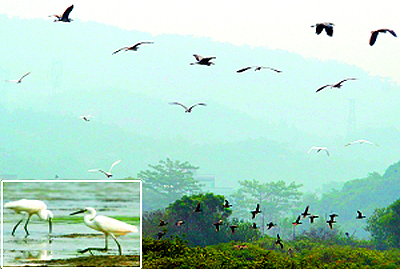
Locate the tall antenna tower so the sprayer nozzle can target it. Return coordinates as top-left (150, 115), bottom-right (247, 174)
top-left (347, 99), bottom-right (356, 139)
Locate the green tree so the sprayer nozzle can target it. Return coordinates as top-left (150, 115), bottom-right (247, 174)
top-left (138, 158), bottom-right (202, 210)
top-left (231, 179), bottom-right (303, 235)
top-left (365, 198), bottom-right (400, 249)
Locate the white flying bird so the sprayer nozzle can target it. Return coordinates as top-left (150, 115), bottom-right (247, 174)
top-left (236, 66), bottom-right (282, 73)
top-left (89, 160), bottom-right (121, 178)
top-left (5, 71), bottom-right (31, 83)
top-left (345, 140), bottom-right (378, 147)
top-left (308, 146), bottom-right (330, 156)
top-left (169, 102), bottom-right (206, 113)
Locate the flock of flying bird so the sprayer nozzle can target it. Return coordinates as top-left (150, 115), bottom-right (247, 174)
top-left (4, 3), bottom-right (397, 255)
top-left (156, 200), bottom-right (367, 250)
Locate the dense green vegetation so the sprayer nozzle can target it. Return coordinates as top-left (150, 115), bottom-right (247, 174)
top-left (143, 236), bottom-right (400, 268)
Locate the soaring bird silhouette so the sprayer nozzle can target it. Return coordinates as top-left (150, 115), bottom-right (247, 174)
top-left (236, 66), bottom-right (282, 73)
top-left (169, 102), bottom-right (206, 113)
top-left (251, 204), bottom-right (261, 219)
top-left (49, 5), bottom-right (74, 22)
top-left (223, 200), bottom-right (232, 208)
top-left (308, 146), bottom-right (330, 156)
top-left (326, 219), bottom-right (336, 230)
top-left (5, 71), bottom-right (31, 84)
top-left (370, 29), bottom-right (397, 46)
top-left (193, 202), bottom-right (202, 213)
top-left (345, 139), bottom-right (378, 147)
top-left (311, 22), bottom-right (335, 36)
top-left (112, 42), bottom-right (154, 55)
top-left (316, 78), bottom-right (357, 93)
top-left (229, 225), bottom-right (238, 235)
top-left (190, 54), bottom-right (216, 66)
top-left (89, 160), bottom-right (121, 178)
top-left (309, 215), bottom-right (319, 223)
top-left (79, 115), bottom-right (93, 122)
top-left (213, 220), bottom-right (223, 232)
top-left (292, 215), bottom-right (302, 226)
top-left (275, 234), bottom-right (284, 249)
top-left (301, 205), bottom-right (311, 218)
top-left (356, 210), bottom-right (366, 219)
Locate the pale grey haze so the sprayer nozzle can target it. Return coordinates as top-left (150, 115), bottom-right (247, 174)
top-left (0, 15), bottom-right (399, 191)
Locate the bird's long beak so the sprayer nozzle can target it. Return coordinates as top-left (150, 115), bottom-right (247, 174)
top-left (48, 218), bottom-right (52, 234)
top-left (70, 209), bottom-right (86, 215)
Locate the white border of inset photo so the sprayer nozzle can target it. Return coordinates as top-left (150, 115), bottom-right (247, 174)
top-left (1, 179), bottom-right (142, 269)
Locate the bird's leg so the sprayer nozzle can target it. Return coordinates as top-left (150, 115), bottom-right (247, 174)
top-left (48, 218), bottom-right (52, 235)
top-left (23, 215), bottom-right (32, 237)
top-left (110, 233), bottom-right (122, 255)
top-left (78, 234), bottom-right (108, 254)
top-left (11, 217), bottom-right (25, 236)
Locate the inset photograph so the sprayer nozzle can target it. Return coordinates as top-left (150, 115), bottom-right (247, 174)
top-left (2, 179), bottom-right (141, 267)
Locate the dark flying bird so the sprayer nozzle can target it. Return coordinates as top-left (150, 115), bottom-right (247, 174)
top-left (251, 204), bottom-right (261, 219)
top-left (316, 78), bottom-right (358, 93)
top-left (370, 29), bottom-right (397, 46)
top-left (229, 225), bottom-right (238, 235)
top-left (5, 71), bottom-right (31, 84)
top-left (236, 66), bottom-right (282, 73)
top-left (356, 210), bottom-right (366, 219)
top-left (329, 213), bottom-right (339, 221)
top-left (213, 220), bottom-right (223, 232)
top-left (251, 222), bottom-right (259, 229)
top-left (311, 22), bottom-right (335, 36)
top-left (309, 215), bottom-right (319, 223)
top-left (157, 231), bottom-right (166, 240)
top-left (159, 219), bottom-right (168, 226)
top-left (275, 234), bottom-right (284, 249)
top-left (193, 202), bottom-right (202, 213)
top-left (292, 215), bottom-right (302, 225)
top-left (326, 219), bottom-right (336, 230)
top-left (301, 205), bottom-right (311, 218)
top-left (49, 5), bottom-right (74, 22)
top-left (267, 222), bottom-right (276, 230)
top-left (169, 102), bottom-right (207, 113)
top-left (190, 54), bottom-right (216, 66)
top-left (223, 200), bottom-right (232, 208)
top-left (112, 42), bottom-right (154, 55)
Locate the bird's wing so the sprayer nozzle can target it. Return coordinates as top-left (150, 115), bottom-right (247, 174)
top-left (308, 147), bottom-right (317, 153)
top-left (370, 31), bottom-right (379, 46)
top-left (61, 5), bottom-right (74, 20)
top-left (237, 67), bottom-right (252, 73)
top-left (357, 210), bottom-right (362, 216)
top-left (18, 72), bottom-right (31, 82)
top-left (112, 47), bottom-right (127, 55)
top-left (388, 29), bottom-right (397, 37)
top-left (325, 149), bottom-right (330, 156)
top-left (304, 206), bottom-right (309, 214)
top-left (325, 25), bottom-right (333, 36)
top-left (191, 102), bottom-right (207, 109)
top-left (94, 215), bottom-right (138, 235)
top-left (137, 41), bottom-right (154, 45)
top-left (169, 102), bottom-right (189, 110)
top-left (296, 215), bottom-right (301, 222)
top-left (340, 78), bottom-right (358, 84)
top-left (48, 14), bottom-right (61, 18)
top-left (264, 67), bottom-right (282, 73)
top-left (193, 54), bottom-right (203, 61)
top-left (316, 84), bottom-right (330, 93)
top-left (315, 24), bottom-right (324, 34)
top-left (109, 160), bottom-right (121, 172)
top-left (88, 169), bottom-right (101, 172)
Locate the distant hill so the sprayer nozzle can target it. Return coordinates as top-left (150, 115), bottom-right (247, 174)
top-left (1, 16), bottom-right (400, 190)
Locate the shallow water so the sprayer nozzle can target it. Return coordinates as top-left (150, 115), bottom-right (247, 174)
top-left (2, 180), bottom-right (141, 267)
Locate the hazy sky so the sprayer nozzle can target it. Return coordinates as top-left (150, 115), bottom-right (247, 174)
top-left (1, 0), bottom-right (400, 83)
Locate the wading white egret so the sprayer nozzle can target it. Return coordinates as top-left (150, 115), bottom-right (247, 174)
top-left (89, 160), bottom-right (121, 178)
top-left (4, 199), bottom-right (53, 236)
top-left (70, 207), bottom-right (138, 255)
top-left (5, 71), bottom-right (31, 83)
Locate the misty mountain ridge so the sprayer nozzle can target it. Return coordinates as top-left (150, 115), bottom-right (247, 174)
top-left (1, 16), bottom-right (399, 191)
